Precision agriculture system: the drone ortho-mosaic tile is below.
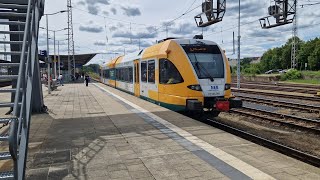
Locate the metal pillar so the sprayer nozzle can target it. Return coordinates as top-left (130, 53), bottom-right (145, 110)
top-left (46, 14), bottom-right (51, 94)
top-left (67, 0), bottom-right (76, 80)
top-left (53, 31), bottom-right (57, 79)
top-left (58, 40), bottom-right (61, 75)
top-left (237, 0), bottom-right (241, 89)
top-left (291, 0), bottom-right (297, 69)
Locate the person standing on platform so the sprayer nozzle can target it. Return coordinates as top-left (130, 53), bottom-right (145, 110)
top-left (85, 75), bottom-right (90, 87)
top-left (58, 74), bottom-right (64, 86)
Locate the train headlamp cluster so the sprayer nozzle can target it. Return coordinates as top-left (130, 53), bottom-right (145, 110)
top-left (188, 85), bottom-right (202, 91)
top-left (225, 84), bottom-right (231, 90)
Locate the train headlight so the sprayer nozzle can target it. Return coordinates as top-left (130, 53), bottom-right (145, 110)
top-left (225, 84), bottom-right (231, 90)
top-left (188, 85), bottom-right (202, 91)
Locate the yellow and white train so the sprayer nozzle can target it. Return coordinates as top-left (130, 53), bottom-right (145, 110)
top-left (100, 38), bottom-right (242, 116)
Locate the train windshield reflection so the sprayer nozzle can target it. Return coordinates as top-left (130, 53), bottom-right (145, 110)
top-left (188, 53), bottom-right (224, 79)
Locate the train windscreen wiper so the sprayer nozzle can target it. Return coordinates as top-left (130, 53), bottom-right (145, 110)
top-left (192, 53), bottom-right (215, 82)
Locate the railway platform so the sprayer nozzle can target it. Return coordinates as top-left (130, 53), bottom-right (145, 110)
top-left (22, 83), bottom-right (320, 180)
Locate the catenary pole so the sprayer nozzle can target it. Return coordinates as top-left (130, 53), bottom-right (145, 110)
top-left (46, 14), bottom-right (51, 94)
top-left (53, 31), bottom-right (56, 79)
top-left (58, 40), bottom-right (61, 75)
top-left (237, 0), bottom-right (241, 89)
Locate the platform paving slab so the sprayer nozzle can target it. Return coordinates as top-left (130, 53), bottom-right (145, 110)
top-left (15, 83), bottom-right (320, 180)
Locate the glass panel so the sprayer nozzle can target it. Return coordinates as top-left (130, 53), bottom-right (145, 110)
top-left (129, 67), bottom-right (133, 83)
top-left (148, 60), bottom-right (155, 83)
top-left (141, 62), bottom-right (147, 82)
top-left (182, 44), bottom-right (225, 79)
top-left (159, 59), bottom-right (184, 84)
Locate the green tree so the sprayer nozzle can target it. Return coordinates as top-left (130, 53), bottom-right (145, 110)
top-left (259, 36), bottom-right (305, 72)
top-left (82, 64), bottom-right (100, 74)
top-left (260, 49), bottom-right (274, 71)
top-left (269, 47), bottom-right (281, 70)
top-left (308, 40), bottom-right (320, 70)
top-left (297, 38), bottom-right (318, 70)
top-left (281, 45), bottom-right (291, 69)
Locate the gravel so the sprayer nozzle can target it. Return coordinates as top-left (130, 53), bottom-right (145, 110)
top-left (218, 112), bottom-right (320, 158)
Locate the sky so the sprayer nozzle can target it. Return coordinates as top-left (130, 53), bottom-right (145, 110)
top-left (37, 0), bottom-right (320, 65)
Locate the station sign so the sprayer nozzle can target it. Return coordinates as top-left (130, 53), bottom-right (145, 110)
top-left (39, 50), bottom-right (47, 57)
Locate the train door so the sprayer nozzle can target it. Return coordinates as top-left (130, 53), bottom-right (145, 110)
top-left (134, 60), bottom-right (140, 97)
top-left (140, 59), bottom-right (158, 102)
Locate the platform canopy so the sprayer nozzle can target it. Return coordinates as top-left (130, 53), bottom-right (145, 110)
top-left (38, 53), bottom-right (96, 69)
top-left (49, 53), bottom-right (97, 67)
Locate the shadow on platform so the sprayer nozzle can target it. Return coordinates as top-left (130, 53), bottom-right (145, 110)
top-left (26, 110), bottom-right (186, 180)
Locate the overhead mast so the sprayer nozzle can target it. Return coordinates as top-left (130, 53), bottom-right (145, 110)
top-left (259, 0), bottom-right (298, 69)
top-left (67, 0), bottom-right (76, 79)
top-left (291, 0), bottom-right (297, 69)
top-left (237, 0), bottom-right (240, 89)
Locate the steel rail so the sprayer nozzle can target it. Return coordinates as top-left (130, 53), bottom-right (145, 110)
top-left (230, 107), bottom-right (320, 134)
top-left (236, 94), bottom-right (320, 112)
top-left (232, 81), bottom-right (320, 89)
top-left (231, 83), bottom-right (317, 94)
top-left (232, 88), bottom-right (320, 102)
top-left (204, 118), bottom-right (320, 167)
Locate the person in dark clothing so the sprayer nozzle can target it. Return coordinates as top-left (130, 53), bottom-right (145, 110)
top-left (85, 75), bottom-right (90, 87)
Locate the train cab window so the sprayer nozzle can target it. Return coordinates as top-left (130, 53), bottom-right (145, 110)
top-left (141, 61), bottom-right (147, 82)
top-left (148, 60), bottom-right (155, 83)
top-left (159, 59), bottom-right (184, 84)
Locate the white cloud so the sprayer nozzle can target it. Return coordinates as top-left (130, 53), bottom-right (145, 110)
top-left (40, 0), bottom-right (320, 64)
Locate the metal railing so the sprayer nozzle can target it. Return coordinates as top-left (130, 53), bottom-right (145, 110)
top-left (4, 0), bottom-right (44, 179)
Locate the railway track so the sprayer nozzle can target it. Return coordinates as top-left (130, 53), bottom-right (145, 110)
top-left (232, 83), bottom-right (318, 94)
top-left (232, 88), bottom-right (320, 102)
top-left (232, 81), bottom-right (320, 89)
top-left (230, 106), bottom-right (320, 134)
top-left (204, 118), bottom-right (320, 168)
top-left (236, 94), bottom-right (320, 112)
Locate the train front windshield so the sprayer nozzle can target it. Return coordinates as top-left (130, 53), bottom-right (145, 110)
top-left (182, 44), bottom-right (224, 79)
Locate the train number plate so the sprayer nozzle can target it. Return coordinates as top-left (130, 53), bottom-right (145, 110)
top-left (208, 92), bottom-right (220, 96)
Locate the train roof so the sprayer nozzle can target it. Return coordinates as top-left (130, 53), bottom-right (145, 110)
top-left (172, 39), bottom-right (218, 45)
top-left (116, 50), bottom-right (145, 65)
top-left (104, 38), bottom-right (220, 68)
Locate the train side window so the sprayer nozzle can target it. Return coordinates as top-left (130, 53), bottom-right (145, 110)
top-left (110, 69), bottom-right (114, 79)
top-left (129, 67), bottom-right (133, 83)
top-left (148, 60), bottom-right (155, 83)
top-left (141, 61), bottom-right (147, 82)
top-left (116, 69), bottom-right (119, 80)
top-left (126, 68), bottom-right (129, 82)
top-left (122, 68), bottom-right (125, 81)
top-left (159, 59), bottom-right (184, 84)
top-left (106, 70), bottom-right (110, 79)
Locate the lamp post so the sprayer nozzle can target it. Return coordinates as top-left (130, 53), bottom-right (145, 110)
top-left (44, 10), bottom-right (67, 94)
top-left (57, 38), bottom-right (68, 75)
top-left (40, 27), bottom-right (68, 80)
top-left (237, 0), bottom-right (241, 89)
top-left (52, 29), bottom-right (68, 79)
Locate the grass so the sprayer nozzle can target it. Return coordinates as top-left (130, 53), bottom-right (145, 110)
top-left (301, 71), bottom-right (320, 78)
top-left (285, 79), bottom-right (320, 85)
top-left (88, 72), bottom-right (100, 80)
